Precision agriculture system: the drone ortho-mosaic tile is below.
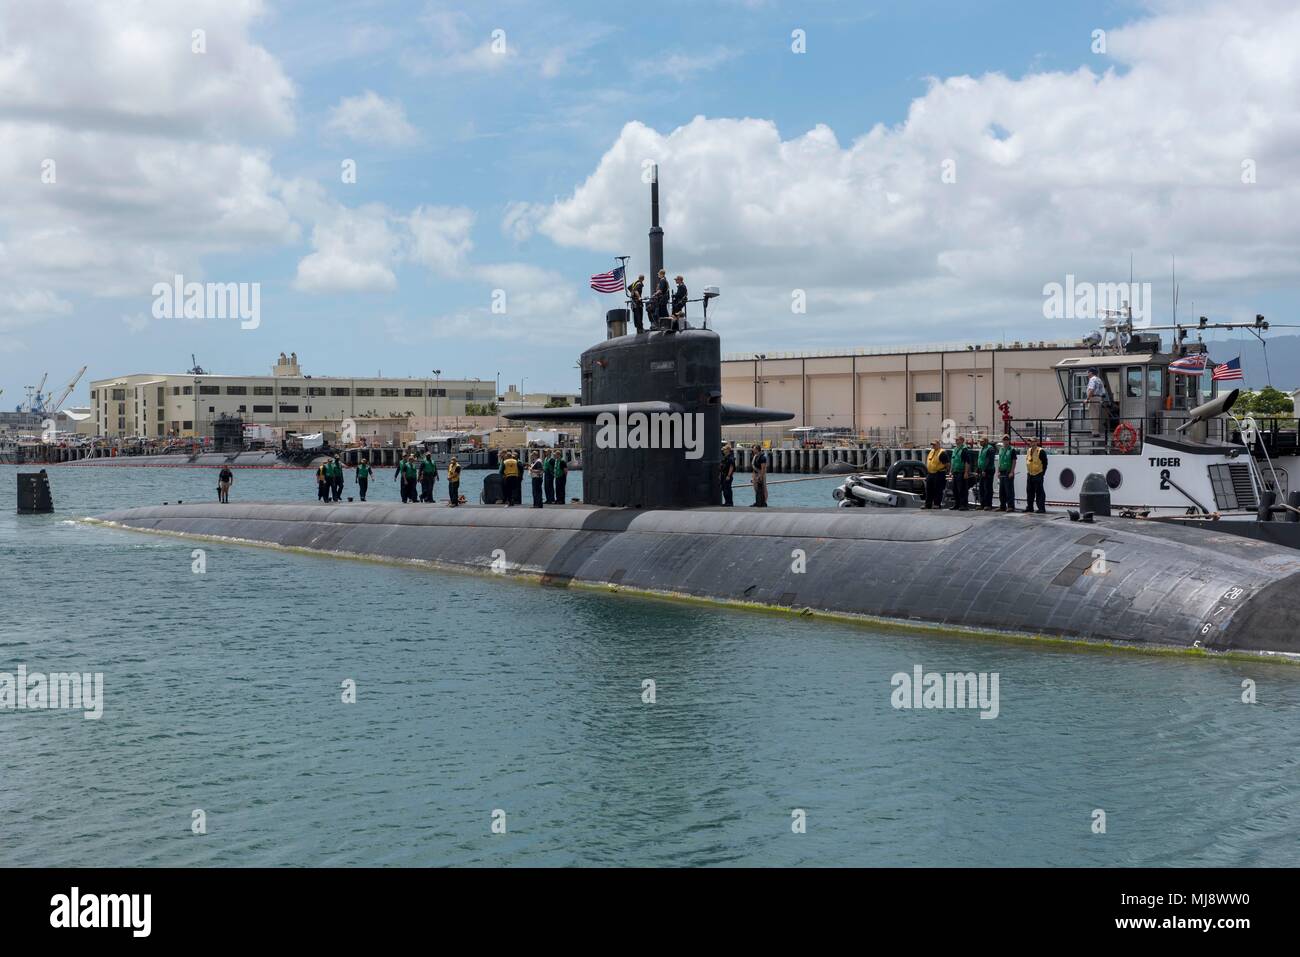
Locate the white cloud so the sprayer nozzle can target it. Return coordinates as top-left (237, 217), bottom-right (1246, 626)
top-left (294, 204), bottom-right (405, 294)
top-left (526, 0), bottom-right (1300, 346)
top-left (0, 0), bottom-right (294, 138)
top-left (501, 201), bottom-right (545, 242)
top-left (638, 46), bottom-right (738, 83)
top-left (292, 203), bottom-right (476, 293)
top-left (0, 0), bottom-right (298, 302)
top-left (407, 206), bottom-right (475, 274)
top-left (0, 288), bottom-right (72, 331)
top-left (324, 91), bottom-right (418, 145)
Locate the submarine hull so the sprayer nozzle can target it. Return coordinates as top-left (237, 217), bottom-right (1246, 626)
top-left (89, 502), bottom-right (1300, 658)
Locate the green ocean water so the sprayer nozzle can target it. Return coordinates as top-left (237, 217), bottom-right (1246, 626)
top-left (0, 464), bottom-right (1297, 866)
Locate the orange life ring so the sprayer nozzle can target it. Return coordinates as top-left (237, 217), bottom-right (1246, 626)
top-left (1112, 422), bottom-right (1139, 453)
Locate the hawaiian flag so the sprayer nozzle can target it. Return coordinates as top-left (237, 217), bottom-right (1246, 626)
top-left (1211, 356), bottom-right (1244, 381)
top-left (1169, 353), bottom-right (1208, 375)
top-left (589, 265), bottom-right (626, 293)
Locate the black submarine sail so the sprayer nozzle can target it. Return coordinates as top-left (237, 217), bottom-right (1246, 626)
top-left (505, 168), bottom-right (794, 508)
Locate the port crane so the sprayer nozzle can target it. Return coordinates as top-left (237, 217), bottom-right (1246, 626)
top-left (17, 372), bottom-right (49, 413)
top-left (15, 367), bottom-right (88, 415)
top-left (46, 365), bottom-right (88, 415)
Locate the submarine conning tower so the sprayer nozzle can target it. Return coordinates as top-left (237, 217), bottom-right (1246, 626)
top-left (579, 327), bottom-right (722, 508)
top-left (504, 170), bottom-right (793, 508)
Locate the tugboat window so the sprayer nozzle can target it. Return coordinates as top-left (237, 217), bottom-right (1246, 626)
top-left (1106, 469), bottom-right (1122, 489)
top-left (1126, 367), bottom-right (1145, 398)
top-left (1069, 372), bottom-right (1089, 402)
top-left (1059, 468), bottom-right (1076, 489)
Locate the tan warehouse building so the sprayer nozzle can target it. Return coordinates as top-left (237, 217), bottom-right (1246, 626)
top-left (721, 338), bottom-right (1091, 444)
top-left (90, 353), bottom-right (505, 440)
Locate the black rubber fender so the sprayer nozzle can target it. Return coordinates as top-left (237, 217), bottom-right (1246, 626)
top-left (885, 458), bottom-right (928, 489)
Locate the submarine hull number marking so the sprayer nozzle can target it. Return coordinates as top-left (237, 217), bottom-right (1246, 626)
top-left (1199, 586), bottom-right (1248, 640)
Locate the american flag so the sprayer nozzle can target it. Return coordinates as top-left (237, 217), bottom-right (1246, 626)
top-left (1169, 353), bottom-right (1208, 375)
top-left (589, 265), bottom-right (625, 294)
top-left (1211, 356), bottom-right (1244, 381)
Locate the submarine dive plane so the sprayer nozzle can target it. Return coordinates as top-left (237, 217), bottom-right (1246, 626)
top-left (89, 174), bottom-right (1300, 659)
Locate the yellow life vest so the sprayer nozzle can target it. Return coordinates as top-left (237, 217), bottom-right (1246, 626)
top-left (448, 462), bottom-right (461, 481)
top-left (503, 457), bottom-right (519, 478)
top-left (926, 448), bottom-right (946, 474)
top-left (1027, 448), bottom-right (1044, 476)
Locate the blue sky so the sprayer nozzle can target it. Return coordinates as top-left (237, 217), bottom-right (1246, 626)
top-left (3, 0), bottom-right (1297, 406)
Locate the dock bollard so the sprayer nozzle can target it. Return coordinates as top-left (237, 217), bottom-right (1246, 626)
top-left (1258, 488), bottom-right (1276, 522)
top-left (1079, 473), bottom-right (1111, 517)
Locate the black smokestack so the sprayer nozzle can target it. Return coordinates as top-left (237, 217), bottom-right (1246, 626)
top-left (648, 164), bottom-right (663, 285)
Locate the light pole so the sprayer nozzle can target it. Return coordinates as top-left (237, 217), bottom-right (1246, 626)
top-left (754, 354), bottom-right (766, 445)
top-left (495, 372), bottom-right (501, 428)
top-left (433, 369), bottom-right (441, 430)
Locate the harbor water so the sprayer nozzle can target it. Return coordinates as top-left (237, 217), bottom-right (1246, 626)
top-left (1, 464), bottom-right (1297, 866)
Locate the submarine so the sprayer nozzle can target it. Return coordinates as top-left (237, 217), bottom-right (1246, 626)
top-left (88, 173), bottom-right (1300, 660)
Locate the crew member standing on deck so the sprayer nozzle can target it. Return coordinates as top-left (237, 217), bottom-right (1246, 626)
top-left (1086, 367), bottom-right (1106, 434)
top-left (405, 454), bottom-right (420, 504)
top-left (217, 465), bottom-right (233, 504)
top-left (750, 444), bottom-right (769, 507)
top-left (996, 435), bottom-right (1018, 512)
top-left (651, 269), bottom-right (670, 329)
top-left (670, 275), bottom-right (687, 331)
top-left (720, 443), bottom-right (736, 506)
top-left (976, 436), bottom-right (996, 510)
top-left (317, 460), bottom-right (330, 502)
top-left (530, 453), bottom-right (545, 508)
top-left (331, 455), bottom-right (345, 502)
top-left (447, 455), bottom-right (461, 507)
top-left (543, 450), bottom-right (556, 503)
top-left (948, 436), bottom-right (972, 510)
top-left (420, 452), bottom-right (438, 503)
top-left (1024, 439), bottom-right (1049, 513)
top-left (552, 449), bottom-right (568, 503)
top-left (500, 449), bottom-right (521, 507)
top-left (628, 274), bottom-right (646, 334)
top-left (356, 457), bottom-right (372, 502)
top-left (398, 453), bottom-right (418, 503)
top-left (923, 440), bottom-right (949, 509)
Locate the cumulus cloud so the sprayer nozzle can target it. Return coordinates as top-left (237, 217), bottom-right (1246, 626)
top-left (0, 0), bottom-right (298, 308)
top-left (526, 0), bottom-right (1300, 346)
top-left (293, 203), bottom-right (476, 293)
top-left (0, 289), bottom-right (72, 332)
top-left (408, 206), bottom-right (475, 274)
top-left (324, 91), bottom-right (418, 145)
top-left (294, 204), bottom-right (406, 293)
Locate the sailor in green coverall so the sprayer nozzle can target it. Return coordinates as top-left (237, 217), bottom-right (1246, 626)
top-left (976, 436), bottom-right (997, 511)
top-left (542, 453), bottom-right (556, 504)
top-left (355, 458), bottom-right (372, 501)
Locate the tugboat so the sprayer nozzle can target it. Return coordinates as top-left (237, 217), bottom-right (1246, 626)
top-left (1008, 312), bottom-right (1299, 518)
